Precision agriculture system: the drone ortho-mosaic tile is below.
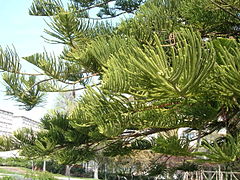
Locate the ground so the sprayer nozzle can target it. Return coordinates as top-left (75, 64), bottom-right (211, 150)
top-left (0, 166), bottom-right (26, 174)
top-left (0, 166), bottom-right (96, 180)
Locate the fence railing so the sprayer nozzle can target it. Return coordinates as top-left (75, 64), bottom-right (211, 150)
top-left (106, 170), bottom-right (240, 180)
top-left (183, 170), bottom-right (240, 180)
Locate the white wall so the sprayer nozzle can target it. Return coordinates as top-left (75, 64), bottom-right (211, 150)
top-left (0, 109), bottom-right (40, 136)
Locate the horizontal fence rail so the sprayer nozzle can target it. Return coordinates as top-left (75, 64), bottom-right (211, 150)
top-left (183, 170), bottom-right (240, 180)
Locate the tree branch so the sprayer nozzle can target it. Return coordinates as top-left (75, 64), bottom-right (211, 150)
top-left (120, 127), bottom-right (177, 139)
top-left (25, 73), bottom-right (100, 93)
top-left (43, 82), bottom-right (101, 92)
top-left (131, 101), bottom-right (180, 114)
top-left (87, 12), bottom-right (127, 20)
top-left (92, 127), bottom-right (177, 152)
top-left (74, 0), bottom-right (115, 14)
top-left (219, 0), bottom-right (240, 12)
top-left (0, 70), bottom-right (44, 76)
top-left (61, 72), bottom-right (99, 85)
top-left (209, 0), bottom-right (240, 21)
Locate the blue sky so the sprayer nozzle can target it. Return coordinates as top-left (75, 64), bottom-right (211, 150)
top-left (0, 1), bottom-right (126, 121)
top-left (0, 1), bottom-right (63, 120)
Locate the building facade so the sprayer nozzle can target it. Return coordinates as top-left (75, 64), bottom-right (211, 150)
top-left (0, 109), bottom-right (40, 136)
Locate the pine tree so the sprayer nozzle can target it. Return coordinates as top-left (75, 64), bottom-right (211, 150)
top-left (1, 0), bottom-right (240, 166)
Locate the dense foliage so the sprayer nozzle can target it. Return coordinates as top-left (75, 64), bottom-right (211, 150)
top-left (0, 0), bottom-right (240, 170)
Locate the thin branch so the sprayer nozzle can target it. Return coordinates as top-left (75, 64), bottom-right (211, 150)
top-left (120, 127), bottom-right (177, 139)
top-left (190, 128), bottom-right (218, 142)
top-left (94, 127), bottom-right (177, 152)
top-left (61, 72), bottom-right (99, 85)
top-left (25, 73), bottom-right (100, 93)
top-left (44, 82), bottom-right (102, 92)
top-left (28, 78), bottom-right (55, 91)
top-left (0, 70), bottom-right (45, 76)
top-left (164, 155), bottom-right (172, 163)
top-left (219, 0), bottom-right (240, 12)
top-left (74, 0), bottom-right (115, 14)
top-left (209, 0), bottom-right (240, 21)
top-left (87, 12), bottom-right (127, 20)
top-left (131, 101), bottom-right (180, 114)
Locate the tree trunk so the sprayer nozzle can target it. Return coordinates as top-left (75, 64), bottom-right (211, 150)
top-left (65, 165), bottom-right (74, 176)
top-left (93, 161), bottom-right (99, 179)
top-left (31, 160), bottom-right (34, 171)
top-left (43, 160), bottom-right (46, 172)
top-left (104, 164), bottom-right (107, 180)
top-left (196, 130), bottom-right (202, 149)
top-left (85, 162), bottom-right (89, 172)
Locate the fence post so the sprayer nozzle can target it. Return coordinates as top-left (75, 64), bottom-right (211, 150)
top-left (218, 165), bottom-right (223, 180)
